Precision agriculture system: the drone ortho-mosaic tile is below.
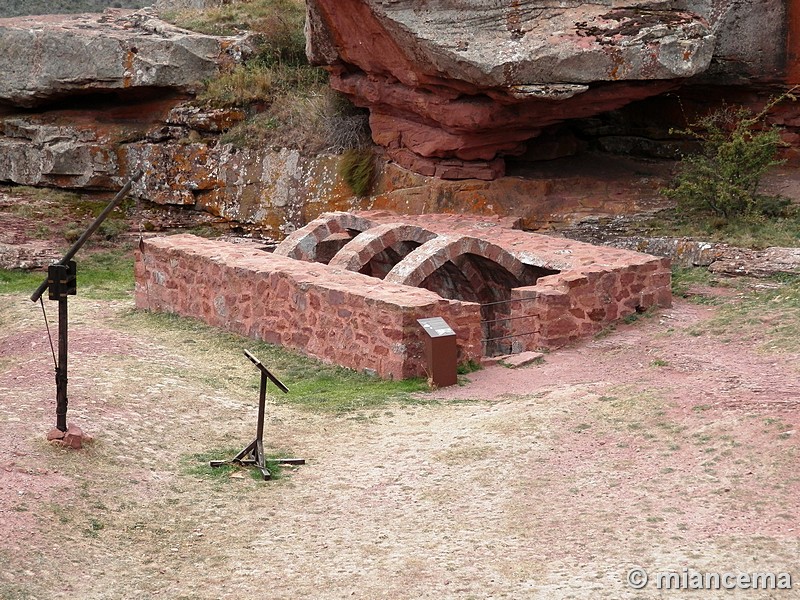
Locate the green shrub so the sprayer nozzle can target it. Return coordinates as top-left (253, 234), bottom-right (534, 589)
top-left (339, 149), bottom-right (376, 197)
top-left (662, 95), bottom-right (795, 219)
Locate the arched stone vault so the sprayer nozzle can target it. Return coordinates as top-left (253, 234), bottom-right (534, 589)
top-left (383, 235), bottom-right (528, 287)
top-left (274, 212), bottom-right (377, 262)
top-left (137, 210), bottom-right (673, 376)
top-left (327, 223), bottom-right (439, 275)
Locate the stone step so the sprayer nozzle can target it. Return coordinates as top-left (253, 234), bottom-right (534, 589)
top-left (496, 351), bottom-right (545, 369)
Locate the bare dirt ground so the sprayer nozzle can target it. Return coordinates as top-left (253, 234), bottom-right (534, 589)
top-left (1, 274), bottom-right (799, 599)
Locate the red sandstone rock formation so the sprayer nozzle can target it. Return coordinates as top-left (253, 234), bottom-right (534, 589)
top-left (305, 0), bottom-right (717, 179)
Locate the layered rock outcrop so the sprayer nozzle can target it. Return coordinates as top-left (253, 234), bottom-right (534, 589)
top-left (306, 0), bottom-right (799, 179)
top-left (0, 9), bottom-right (252, 107)
top-left (1, 2), bottom-right (798, 240)
top-left (306, 0), bottom-right (717, 179)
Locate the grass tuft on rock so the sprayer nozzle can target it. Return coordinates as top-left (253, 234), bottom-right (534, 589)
top-left (338, 148), bottom-right (376, 197)
top-left (166, 0), bottom-right (369, 153)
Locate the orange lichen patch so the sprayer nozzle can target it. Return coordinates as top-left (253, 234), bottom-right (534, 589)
top-left (608, 52), bottom-right (626, 81)
top-left (131, 142), bottom-right (222, 205)
top-left (123, 49), bottom-right (136, 88)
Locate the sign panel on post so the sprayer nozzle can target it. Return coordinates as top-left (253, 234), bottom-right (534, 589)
top-left (417, 317), bottom-right (458, 388)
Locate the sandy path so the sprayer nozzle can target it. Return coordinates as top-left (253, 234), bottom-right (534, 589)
top-left (1, 289), bottom-right (799, 599)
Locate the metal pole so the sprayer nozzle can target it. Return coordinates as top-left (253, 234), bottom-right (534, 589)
top-left (256, 371), bottom-right (267, 444)
top-left (55, 296), bottom-right (68, 432)
top-left (30, 171), bottom-right (142, 303)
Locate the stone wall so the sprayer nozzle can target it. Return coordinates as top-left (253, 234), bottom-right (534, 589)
top-left (135, 234), bottom-right (483, 379)
top-left (507, 261), bottom-right (672, 352)
top-left (355, 212), bottom-right (673, 353)
top-left (134, 214), bottom-right (672, 378)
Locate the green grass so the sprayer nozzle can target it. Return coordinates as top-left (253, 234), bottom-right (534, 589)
top-left (687, 274), bottom-right (800, 351)
top-left (671, 266), bottom-right (715, 297)
top-left (457, 359), bottom-right (483, 375)
top-left (4, 245), bottom-right (431, 413)
top-left (5, 186), bottom-right (133, 246)
top-left (122, 311), bottom-right (430, 413)
top-left (339, 148), bottom-right (376, 197)
top-left (77, 249), bottom-right (135, 300)
top-left (637, 208), bottom-right (800, 250)
top-left (168, 0), bottom-right (320, 108)
top-left (0, 248), bottom-right (134, 300)
top-left (622, 306), bottom-right (657, 324)
top-left (0, 269), bottom-right (43, 295)
top-left (198, 63), bottom-right (277, 108)
top-left (165, 0), bottom-right (367, 154)
top-left (164, 0), bottom-right (306, 51)
top-left (183, 448), bottom-right (291, 482)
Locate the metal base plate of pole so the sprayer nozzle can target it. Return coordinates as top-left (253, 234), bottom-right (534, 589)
top-left (210, 350), bottom-right (304, 480)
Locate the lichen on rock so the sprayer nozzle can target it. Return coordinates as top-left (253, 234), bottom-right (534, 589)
top-left (0, 8), bottom-right (254, 108)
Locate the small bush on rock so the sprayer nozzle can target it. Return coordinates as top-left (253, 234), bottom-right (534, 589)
top-left (170, 0), bottom-right (367, 152)
top-left (662, 94), bottom-right (795, 220)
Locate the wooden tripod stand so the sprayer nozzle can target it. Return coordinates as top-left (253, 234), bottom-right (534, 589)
top-left (210, 350), bottom-right (305, 480)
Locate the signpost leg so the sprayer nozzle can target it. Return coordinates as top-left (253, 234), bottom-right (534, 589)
top-left (55, 296), bottom-right (69, 432)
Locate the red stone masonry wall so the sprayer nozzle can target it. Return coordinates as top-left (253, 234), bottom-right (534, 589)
top-left (507, 261), bottom-right (672, 351)
top-left (135, 213), bottom-right (672, 379)
top-left (358, 211), bottom-right (672, 351)
top-left (134, 235), bottom-right (483, 379)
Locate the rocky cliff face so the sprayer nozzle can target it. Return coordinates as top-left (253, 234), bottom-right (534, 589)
top-left (0, 2), bottom-right (798, 242)
top-left (0, 9), bottom-right (252, 108)
top-left (306, 0), bottom-right (798, 179)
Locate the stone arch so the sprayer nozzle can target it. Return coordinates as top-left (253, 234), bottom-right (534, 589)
top-left (273, 212), bottom-right (377, 263)
top-left (327, 223), bottom-right (439, 278)
top-left (385, 235), bottom-right (559, 356)
top-left (384, 235), bottom-right (528, 287)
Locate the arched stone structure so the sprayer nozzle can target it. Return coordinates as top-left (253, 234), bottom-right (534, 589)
top-left (384, 235), bottom-right (560, 355)
top-left (274, 212), bottom-right (377, 262)
top-left (138, 212), bottom-right (673, 374)
top-left (384, 235), bottom-right (529, 287)
top-left (327, 223), bottom-right (439, 277)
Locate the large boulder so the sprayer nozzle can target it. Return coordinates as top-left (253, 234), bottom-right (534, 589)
top-left (306, 0), bottom-right (717, 179)
top-left (0, 9), bottom-right (253, 108)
